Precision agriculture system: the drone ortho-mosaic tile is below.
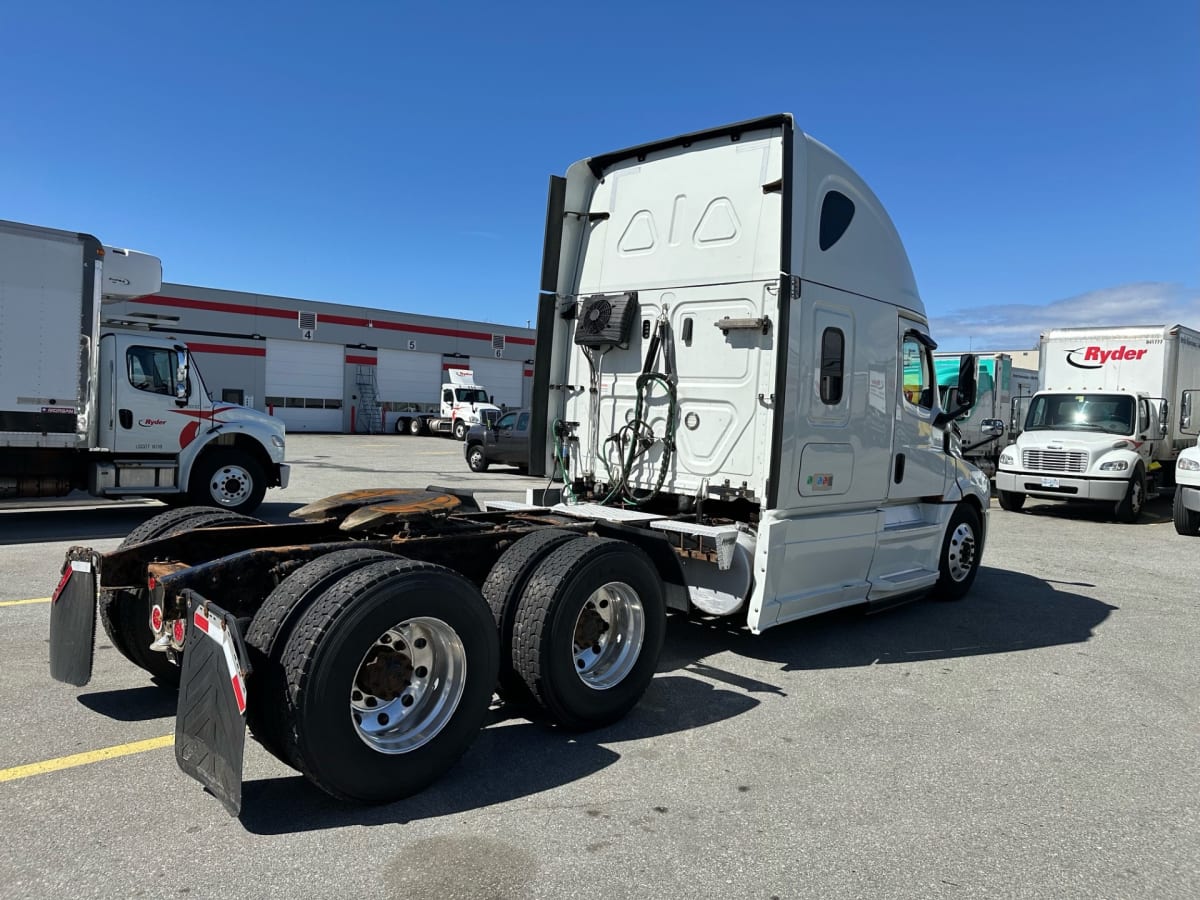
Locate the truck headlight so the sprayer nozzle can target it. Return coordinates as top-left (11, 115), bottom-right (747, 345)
top-left (1179, 457), bottom-right (1200, 472)
top-left (271, 435), bottom-right (285, 449)
top-left (999, 451), bottom-right (1015, 467)
top-left (1099, 460), bottom-right (1129, 471)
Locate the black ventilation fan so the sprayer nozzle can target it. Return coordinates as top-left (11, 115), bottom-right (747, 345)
top-left (574, 291), bottom-right (639, 349)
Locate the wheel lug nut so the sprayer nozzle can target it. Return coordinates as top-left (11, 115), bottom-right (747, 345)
top-left (415, 666), bottom-right (428, 678)
top-left (401, 695), bottom-right (415, 707)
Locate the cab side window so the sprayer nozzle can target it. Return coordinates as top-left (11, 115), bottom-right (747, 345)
top-left (901, 337), bottom-right (934, 410)
top-left (127, 347), bottom-right (173, 396)
top-left (517, 412), bottom-right (530, 430)
top-left (496, 412), bottom-right (517, 429)
top-left (443, 389), bottom-right (453, 404)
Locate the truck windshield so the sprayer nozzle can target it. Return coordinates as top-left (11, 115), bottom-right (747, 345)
top-left (1024, 394), bottom-right (1135, 435)
top-left (455, 388), bottom-right (489, 403)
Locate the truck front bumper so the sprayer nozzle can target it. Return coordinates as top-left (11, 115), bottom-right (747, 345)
top-left (276, 464), bottom-right (290, 489)
top-left (1180, 484), bottom-right (1200, 513)
top-left (995, 469), bottom-right (1127, 502)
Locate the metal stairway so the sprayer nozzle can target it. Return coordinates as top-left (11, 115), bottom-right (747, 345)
top-left (355, 366), bottom-right (381, 434)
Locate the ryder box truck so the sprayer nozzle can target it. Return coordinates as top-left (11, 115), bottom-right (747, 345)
top-left (995, 324), bottom-right (1200, 522)
top-left (0, 219), bottom-right (288, 513)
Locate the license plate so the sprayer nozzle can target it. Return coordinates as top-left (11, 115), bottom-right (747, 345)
top-left (1041, 477), bottom-right (1061, 489)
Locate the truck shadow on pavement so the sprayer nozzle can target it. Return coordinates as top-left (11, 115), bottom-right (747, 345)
top-left (237, 565), bottom-right (1113, 834)
top-left (658, 565), bottom-right (1116, 676)
top-left (1013, 495), bottom-right (1173, 526)
top-left (237, 672), bottom-right (755, 834)
top-left (0, 500), bottom-right (307, 545)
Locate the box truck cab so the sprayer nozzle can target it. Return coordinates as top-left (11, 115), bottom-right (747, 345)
top-left (995, 325), bottom-right (1200, 522)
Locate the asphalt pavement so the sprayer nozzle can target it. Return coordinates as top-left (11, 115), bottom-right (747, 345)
top-left (0, 434), bottom-right (1196, 899)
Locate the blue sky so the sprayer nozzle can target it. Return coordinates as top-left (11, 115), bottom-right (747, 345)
top-left (2, 1), bottom-right (1196, 351)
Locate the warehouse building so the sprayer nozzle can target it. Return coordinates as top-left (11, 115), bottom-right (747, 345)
top-left (103, 284), bottom-right (536, 433)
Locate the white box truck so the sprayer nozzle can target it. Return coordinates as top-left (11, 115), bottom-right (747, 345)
top-left (934, 352), bottom-right (1038, 475)
top-left (995, 324), bottom-right (1200, 522)
top-left (1, 219), bottom-right (288, 513)
top-left (392, 368), bottom-right (503, 440)
top-left (49, 115), bottom-right (992, 814)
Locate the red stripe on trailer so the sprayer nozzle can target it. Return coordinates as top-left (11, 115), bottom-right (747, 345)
top-left (134, 296), bottom-right (535, 345)
top-left (345, 354), bottom-right (376, 365)
top-left (443, 363), bottom-right (469, 371)
top-left (193, 609), bottom-right (209, 633)
top-left (51, 568), bottom-right (72, 604)
top-left (231, 674), bottom-right (246, 714)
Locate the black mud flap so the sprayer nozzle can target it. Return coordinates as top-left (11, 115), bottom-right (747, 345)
top-left (48, 548), bottom-right (100, 686)
top-left (175, 591), bottom-right (252, 817)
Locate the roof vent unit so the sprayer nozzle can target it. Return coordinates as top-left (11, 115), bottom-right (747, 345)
top-left (574, 291), bottom-right (639, 350)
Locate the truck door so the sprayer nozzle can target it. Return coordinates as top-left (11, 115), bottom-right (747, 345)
top-left (887, 322), bottom-right (948, 502)
top-left (112, 339), bottom-right (195, 454)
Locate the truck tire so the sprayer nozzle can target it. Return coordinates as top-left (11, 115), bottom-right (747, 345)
top-left (453, 420), bottom-right (469, 441)
top-left (930, 503), bottom-right (982, 602)
top-left (245, 548), bottom-right (398, 764)
top-left (409, 417), bottom-right (425, 436)
top-left (394, 418), bottom-right (408, 435)
top-left (1173, 488), bottom-right (1200, 535)
top-left (1114, 465), bottom-right (1146, 524)
top-left (481, 529), bottom-right (583, 706)
top-left (996, 489), bottom-right (1025, 512)
top-left (98, 507), bottom-right (263, 686)
top-left (188, 448), bottom-right (267, 514)
top-left (511, 537), bottom-right (666, 730)
top-left (466, 444), bottom-right (489, 473)
top-left (278, 558), bottom-right (498, 803)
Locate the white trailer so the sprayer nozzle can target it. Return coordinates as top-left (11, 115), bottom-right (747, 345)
top-left (996, 324), bottom-right (1200, 522)
top-left (49, 115), bottom-right (992, 814)
top-left (0, 220), bottom-right (288, 512)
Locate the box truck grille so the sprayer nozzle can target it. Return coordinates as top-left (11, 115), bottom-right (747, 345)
top-left (1022, 449), bottom-right (1088, 473)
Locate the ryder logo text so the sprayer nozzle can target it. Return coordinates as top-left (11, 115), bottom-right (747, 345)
top-left (1066, 346), bottom-right (1148, 369)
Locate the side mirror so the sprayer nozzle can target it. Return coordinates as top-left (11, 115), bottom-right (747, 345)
top-left (955, 354), bottom-right (977, 411)
top-left (1182, 390), bottom-right (1198, 436)
top-left (933, 353), bottom-right (977, 429)
top-left (173, 346), bottom-right (190, 407)
top-left (980, 418), bottom-right (1005, 437)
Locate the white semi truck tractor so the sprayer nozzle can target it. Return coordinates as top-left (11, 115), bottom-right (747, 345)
top-left (48, 115), bottom-right (992, 815)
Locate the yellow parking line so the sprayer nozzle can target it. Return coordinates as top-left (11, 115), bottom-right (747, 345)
top-left (0, 597), bottom-right (51, 607)
top-left (0, 734), bottom-right (174, 783)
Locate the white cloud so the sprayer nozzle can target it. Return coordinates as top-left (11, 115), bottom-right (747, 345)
top-left (930, 282), bottom-right (1200, 351)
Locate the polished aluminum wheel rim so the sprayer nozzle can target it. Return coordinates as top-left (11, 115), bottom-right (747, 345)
top-left (947, 522), bottom-right (977, 582)
top-left (210, 464), bottom-right (252, 506)
top-left (350, 616), bottom-right (467, 754)
top-left (572, 582), bottom-right (644, 691)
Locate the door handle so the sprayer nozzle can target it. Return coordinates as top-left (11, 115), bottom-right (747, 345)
top-left (893, 453), bottom-right (906, 484)
top-left (119, 409), bottom-right (133, 429)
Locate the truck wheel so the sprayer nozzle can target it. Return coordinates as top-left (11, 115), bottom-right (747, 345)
top-left (1173, 488), bottom-right (1200, 535)
top-left (409, 417), bottom-right (425, 436)
top-left (98, 507), bottom-right (263, 686)
top-left (245, 548), bottom-right (398, 764)
top-left (394, 418), bottom-right (408, 435)
top-left (481, 529), bottom-right (583, 706)
top-left (511, 538), bottom-right (666, 730)
top-left (189, 449), bottom-right (267, 514)
top-left (453, 420), bottom-right (469, 441)
top-left (930, 503), bottom-right (982, 602)
top-left (466, 444), bottom-right (489, 473)
top-left (279, 558), bottom-right (498, 802)
top-left (996, 489), bottom-right (1025, 512)
top-left (1114, 465), bottom-right (1146, 524)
